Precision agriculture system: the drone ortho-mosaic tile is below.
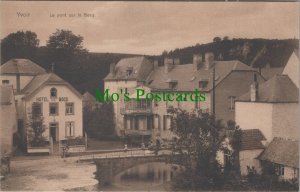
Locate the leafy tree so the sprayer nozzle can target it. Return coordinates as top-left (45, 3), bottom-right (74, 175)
top-left (45, 29), bottom-right (88, 84)
top-left (26, 112), bottom-right (48, 147)
top-left (213, 36), bottom-right (222, 43)
top-left (168, 108), bottom-right (226, 190)
top-left (47, 29), bottom-right (86, 53)
top-left (83, 102), bottom-right (115, 139)
top-left (223, 36), bottom-right (229, 41)
top-left (162, 50), bottom-right (168, 56)
top-left (226, 120), bottom-right (242, 174)
top-left (1, 31), bottom-right (39, 63)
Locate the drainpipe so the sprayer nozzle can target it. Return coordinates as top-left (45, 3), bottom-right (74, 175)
top-left (16, 74), bottom-right (20, 92)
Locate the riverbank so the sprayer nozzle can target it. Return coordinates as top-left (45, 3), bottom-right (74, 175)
top-left (1, 156), bottom-right (97, 191)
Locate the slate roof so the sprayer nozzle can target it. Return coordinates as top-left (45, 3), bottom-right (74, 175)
top-left (259, 67), bottom-right (284, 80)
top-left (104, 56), bottom-right (153, 81)
top-left (0, 59), bottom-right (46, 75)
top-left (21, 73), bottom-right (82, 99)
top-left (240, 129), bottom-right (266, 151)
top-left (238, 74), bottom-right (299, 103)
top-left (146, 60), bottom-right (256, 92)
top-left (0, 85), bottom-right (14, 105)
top-left (258, 138), bottom-right (299, 168)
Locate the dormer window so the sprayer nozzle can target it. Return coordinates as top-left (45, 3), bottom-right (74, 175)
top-left (169, 81), bottom-right (178, 89)
top-left (50, 87), bottom-right (57, 98)
top-left (166, 79), bottom-right (178, 89)
top-left (126, 67), bottom-right (133, 77)
top-left (199, 79), bottom-right (209, 89)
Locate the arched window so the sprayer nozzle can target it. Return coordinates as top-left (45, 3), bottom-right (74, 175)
top-left (50, 88), bottom-right (57, 98)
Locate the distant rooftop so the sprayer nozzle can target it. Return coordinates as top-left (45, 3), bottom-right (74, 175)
top-left (258, 138), bottom-right (299, 168)
top-left (258, 67), bottom-right (284, 80)
top-left (238, 74), bottom-right (299, 103)
top-left (0, 58), bottom-right (46, 75)
top-left (146, 60), bottom-right (257, 92)
top-left (240, 129), bottom-right (266, 151)
top-left (104, 56), bottom-right (153, 81)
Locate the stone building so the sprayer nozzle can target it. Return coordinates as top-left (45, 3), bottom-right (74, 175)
top-left (104, 53), bottom-right (264, 142)
top-left (104, 57), bottom-right (154, 143)
top-left (258, 138), bottom-right (299, 181)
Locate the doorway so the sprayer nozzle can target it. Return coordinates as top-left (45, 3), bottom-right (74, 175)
top-left (49, 123), bottom-right (58, 142)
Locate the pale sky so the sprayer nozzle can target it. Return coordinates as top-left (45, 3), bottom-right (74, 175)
top-left (1, 2), bottom-right (299, 55)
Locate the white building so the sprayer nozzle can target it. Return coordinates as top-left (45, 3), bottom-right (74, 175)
top-left (0, 59), bottom-right (83, 153)
top-left (104, 56), bottom-right (154, 141)
top-left (0, 85), bottom-right (18, 156)
top-left (236, 74), bottom-right (299, 142)
top-left (282, 50), bottom-right (299, 88)
top-left (235, 70), bottom-right (299, 179)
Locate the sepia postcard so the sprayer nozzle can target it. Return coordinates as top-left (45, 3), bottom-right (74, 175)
top-left (0, 1), bottom-right (299, 191)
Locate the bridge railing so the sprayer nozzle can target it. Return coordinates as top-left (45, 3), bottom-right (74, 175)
top-left (77, 149), bottom-right (174, 162)
top-left (78, 149), bottom-right (153, 162)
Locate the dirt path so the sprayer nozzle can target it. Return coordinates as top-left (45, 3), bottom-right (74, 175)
top-left (1, 156), bottom-right (98, 191)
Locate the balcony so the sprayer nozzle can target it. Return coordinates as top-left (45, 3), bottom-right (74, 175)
top-left (124, 129), bottom-right (152, 136)
top-left (121, 99), bottom-right (152, 115)
top-left (120, 107), bottom-right (152, 115)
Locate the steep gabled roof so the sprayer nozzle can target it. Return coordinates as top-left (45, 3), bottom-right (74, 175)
top-left (0, 59), bottom-right (46, 75)
top-left (146, 60), bottom-right (257, 92)
top-left (21, 73), bottom-right (82, 99)
top-left (0, 85), bottom-right (14, 105)
top-left (238, 74), bottom-right (299, 103)
top-left (258, 138), bottom-right (299, 168)
top-left (104, 56), bottom-right (153, 81)
top-left (240, 129), bottom-right (266, 151)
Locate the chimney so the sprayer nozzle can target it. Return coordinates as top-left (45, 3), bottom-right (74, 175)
top-left (164, 58), bottom-right (174, 73)
top-left (153, 60), bottom-right (159, 69)
top-left (193, 54), bottom-right (202, 71)
top-left (110, 63), bottom-right (116, 76)
top-left (204, 52), bottom-right (214, 70)
top-left (250, 74), bottom-right (259, 102)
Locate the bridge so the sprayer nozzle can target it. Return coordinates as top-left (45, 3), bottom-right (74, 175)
top-left (78, 149), bottom-right (186, 185)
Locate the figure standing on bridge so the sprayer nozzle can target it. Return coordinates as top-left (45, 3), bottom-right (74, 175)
top-left (141, 142), bottom-right (145, 150)
top-left (124, 144), bottom-right (128, 152)
top-left (155, 139), bottom-right (161, 155)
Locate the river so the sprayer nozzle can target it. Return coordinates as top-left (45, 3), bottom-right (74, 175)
top-left (68, 162), bottom-right (183, 191)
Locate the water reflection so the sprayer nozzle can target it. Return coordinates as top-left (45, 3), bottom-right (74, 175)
top-left (112, 162), bottom-right (183, 189)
